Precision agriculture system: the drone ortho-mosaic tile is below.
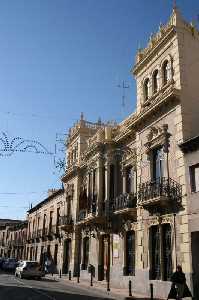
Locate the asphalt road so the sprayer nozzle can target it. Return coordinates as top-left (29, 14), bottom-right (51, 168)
top-left (0, 271), bottom-right (114, 300)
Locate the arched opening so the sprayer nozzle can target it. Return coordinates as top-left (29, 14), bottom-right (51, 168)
top-left (162, 60), bottom-right (169, 85)
top-left (144, 78), bottom-right (150, 101)
top-left (152, 69), bottom-right (159, 94)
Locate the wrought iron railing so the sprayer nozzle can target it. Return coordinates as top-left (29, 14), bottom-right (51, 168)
top-left (42, 227), bottom-right (48, 236)
top-left (77, 210), bottom-right (87, 222)
top-left (138, 177), bottom-right (182, 203)
top-left (59, 215), bottom-right (73, 226)
top-left (113, 193), bottom-right (137, 211)
top-left (77, 195), bottom-right (97, 222)
top-left (36, 229), bottom-right (43, 238)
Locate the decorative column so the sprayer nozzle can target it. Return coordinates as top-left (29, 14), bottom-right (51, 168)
top-left (97, 157), bottom-right (104, 215)
top-left (122, 167), bottom-right (127, 194)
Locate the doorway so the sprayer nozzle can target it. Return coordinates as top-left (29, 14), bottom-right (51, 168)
top-left (191, 231), bottom-right (199, 299)
top-left (63, 239), bottom-right (71, 274)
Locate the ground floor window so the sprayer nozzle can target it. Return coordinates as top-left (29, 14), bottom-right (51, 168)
top-left (125, 230), bottom-right (135, 276)
top-left (81, 237), bottom-right (89, 270)
top-left (35, 246), bottom-right (38, 261)
top-left (150, 223), bottom-right (172, 281)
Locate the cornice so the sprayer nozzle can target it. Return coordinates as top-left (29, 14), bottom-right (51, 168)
top-left (132, 26), bottom-right (176, 76)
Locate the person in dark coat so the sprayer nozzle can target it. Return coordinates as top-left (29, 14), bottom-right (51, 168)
top-left (168, 265), bottom-right (192, 300)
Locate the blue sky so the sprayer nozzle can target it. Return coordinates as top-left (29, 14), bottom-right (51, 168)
top-left (0, 0), bottom-right (198, 219)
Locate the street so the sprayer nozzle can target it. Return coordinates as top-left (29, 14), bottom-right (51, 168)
top-left (0, 271), bottom-right (114, 300)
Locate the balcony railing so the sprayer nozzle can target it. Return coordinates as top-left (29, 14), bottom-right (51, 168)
top-left (47, 225), bottom-right (59, 237)
top-left (42, 227), bottom-right (48, 237)
top-left (138, 177), bottom-right (182, 207)
top-left (0, 240), bottom-right (5, 247)
top-left (113, 193), bottom-right (137, 212)
top-left (77, 210), bottom-right (87, 222)
top-left (59, 215), bottom-right (73, 226)
top-left (59, 216), bottom-right (73, 232)
top-left (36, 229), bottom-right (43, 238)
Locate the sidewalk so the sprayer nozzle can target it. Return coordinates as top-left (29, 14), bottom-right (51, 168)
top-left (45, 273), bottom-right (157, 300)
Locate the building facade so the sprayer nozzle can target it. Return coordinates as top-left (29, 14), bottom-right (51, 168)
top-left (0, 221), bottom-right (27, 260)
top-left (60, 8), bottom-right (199, 299)
top-left (26, 189), bottom-right (66, 273)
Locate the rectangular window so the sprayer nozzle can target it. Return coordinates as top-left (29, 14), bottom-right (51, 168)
top-left (56, 207), bottom-right (60, 226)
top-left (54, 244), bottom-right (58, 265)
top-left (190, 164), bottom-right (199, 192)
top-left (152, 147), bottom-right (164, 181)
top-left (110, 164), bottom-right (115, 200)
top-left (126, 166), bottom-right (133, 193)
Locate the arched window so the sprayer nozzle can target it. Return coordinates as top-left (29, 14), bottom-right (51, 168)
top-left (162, 60), bottom-right (169, 85)
top-left (152, 70), bottom-right (159, 94)
top-left (144, 78), bottom-right (150, 101)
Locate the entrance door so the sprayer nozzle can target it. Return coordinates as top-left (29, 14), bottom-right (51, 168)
top-left (126, 231), bottom-right (135, 275)
top-left (63, 239), bottom-right (71, 274)
top-left (102, 235), bottom-right (110, 280)
top-left (191, 231), bottom-right (199, 299)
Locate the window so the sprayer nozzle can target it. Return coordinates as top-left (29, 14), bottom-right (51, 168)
top-left (56, 207), bottom-right (60, 226)
top-left (49, 211), bottom-right (53, 232)
top-left (144, 78), bottom-right (150, 101)
top-left (126, 166), bottom-right (134, 193)
top-left (190, 164), bottom-right (199, 192)
top-left (152, 70), bottom-right (159, 94)
top-left (162, 60), bottom-right (169, 85)
top-left (152, 147), bottom-right (164, 180)
top-left (150, 224), bottom-right (172, 281)
top-left (125, 231), bottom-right (135, 275)
top-left (109, 164), bottom-right (115, 200)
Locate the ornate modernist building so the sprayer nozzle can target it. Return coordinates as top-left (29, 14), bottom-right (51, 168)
top-left (60, 7), bottom-right (199, 298)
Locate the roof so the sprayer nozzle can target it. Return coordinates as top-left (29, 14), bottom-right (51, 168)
top-left (27, 188), bottom-right (64, 214)
top-left (179, 135), bottom-right (199, 153)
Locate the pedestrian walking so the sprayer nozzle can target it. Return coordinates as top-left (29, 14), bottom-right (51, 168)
top-left (168, 265), bottom-right (192, 300)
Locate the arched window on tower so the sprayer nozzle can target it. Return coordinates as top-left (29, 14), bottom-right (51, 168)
top-left (144, 78), bottom-right (150, 101)
top-left (152, 70), bottom-right (159, 94)
top-left (162, 60), bottom-right (169, 85)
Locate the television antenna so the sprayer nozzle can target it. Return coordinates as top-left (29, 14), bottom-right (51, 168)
top-left (117, 80), bottom-right (130, 108)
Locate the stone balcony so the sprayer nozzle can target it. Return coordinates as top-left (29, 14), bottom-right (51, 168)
top-left (138, 177), bottom-right (182, 211)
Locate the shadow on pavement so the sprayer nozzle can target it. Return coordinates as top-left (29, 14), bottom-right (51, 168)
top-left (0, 283), bottom-right (113, 300)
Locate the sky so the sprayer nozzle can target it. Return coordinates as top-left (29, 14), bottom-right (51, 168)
top-left (0, 0), bottom-right (198, 220)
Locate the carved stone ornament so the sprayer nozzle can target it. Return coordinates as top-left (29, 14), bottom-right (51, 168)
top-left (145, 124), bottom-right (171, 153)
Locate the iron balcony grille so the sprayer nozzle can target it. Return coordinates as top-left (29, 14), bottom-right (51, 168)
top-left (138, 177), bottom-right (182, 203)
top-left (59, 215), bottom-right (73, 226)
top-left (113, 193), bottom-right (137, 212)
top-left (78, 195), bottom-right (97, 222)
top-left (78, 210), bottom-right (87, 222)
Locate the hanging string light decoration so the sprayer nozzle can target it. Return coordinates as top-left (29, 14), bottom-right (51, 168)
top-left (0, 132), bottom-right (52, 157)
